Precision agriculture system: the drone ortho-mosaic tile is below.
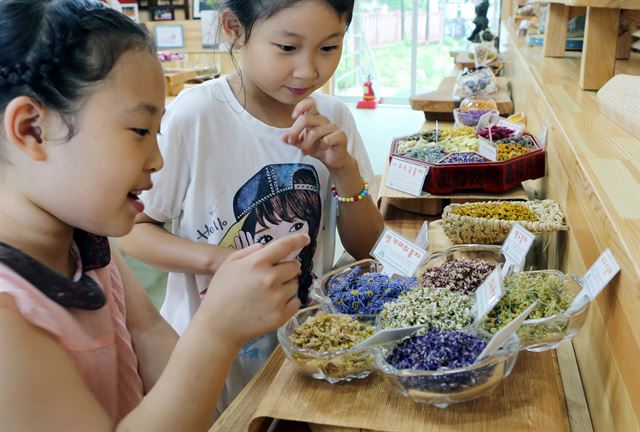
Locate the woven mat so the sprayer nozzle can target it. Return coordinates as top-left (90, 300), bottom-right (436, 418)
top-left (248, 349), bottom-right (568, 432)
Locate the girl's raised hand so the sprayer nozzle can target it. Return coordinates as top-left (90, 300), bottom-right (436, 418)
top-left (234, 230), bottom-right (255, 250)
top-left (282, 98), bottom-right (354, 172)
top-left (199, 233), bottom-right (309, 347)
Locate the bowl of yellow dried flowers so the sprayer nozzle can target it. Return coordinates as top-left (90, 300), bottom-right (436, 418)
top-left (277, 305), bottom-right (377, 383)
top-left (441, 200), bottom-right (567, 244)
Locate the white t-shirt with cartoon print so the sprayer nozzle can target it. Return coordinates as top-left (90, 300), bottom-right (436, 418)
top-left (140, 77), bottom-right (375, 411)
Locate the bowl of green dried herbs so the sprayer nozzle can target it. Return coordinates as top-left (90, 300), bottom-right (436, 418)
top-left (277, 305), bottom-right (377, 383)
top-left (481, 270), bottom-right (590, 352)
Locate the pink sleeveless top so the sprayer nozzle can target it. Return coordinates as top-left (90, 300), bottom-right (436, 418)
top-left (0, 257), bottom-right (144, 421)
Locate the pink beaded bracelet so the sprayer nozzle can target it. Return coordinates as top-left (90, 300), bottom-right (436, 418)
top-left (330, 177), bottom-right (369, 203)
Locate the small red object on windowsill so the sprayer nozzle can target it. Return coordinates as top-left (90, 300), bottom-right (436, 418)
top-left (356, 78), bottom-right (381, 109)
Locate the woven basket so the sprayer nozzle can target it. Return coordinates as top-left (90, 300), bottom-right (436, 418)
top-left (442, 200), bottom-right (567, 244)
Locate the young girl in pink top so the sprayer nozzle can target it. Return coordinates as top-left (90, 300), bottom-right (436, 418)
top-left (0, 0), bottom-right (307, 429)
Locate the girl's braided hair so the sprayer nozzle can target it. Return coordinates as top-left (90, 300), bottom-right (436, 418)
top-left (0, 0), bottom-right (155, 141)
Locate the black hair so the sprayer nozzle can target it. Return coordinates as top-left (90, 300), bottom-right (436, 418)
top-left (221, 0), bottom-right (355, 44)
top-left (0, 0), bottom-right (155, 143)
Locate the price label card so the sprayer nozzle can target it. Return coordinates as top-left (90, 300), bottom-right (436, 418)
top-left (371, 227), bottom-right (427, 277)
top-left (476, 110), bottom-right (500, 133)
top-left (385, 156), bottom-right (429, 197)
top-left (583, 249), bottom-right (621, 299)
top-left (495, 118), bottom-right (525, 137)
top-left (475, 301), bottom-right (537, 363)
top-left (539, 122), bottom-right (548, 149)
top-left (501, 223), bottom-right (535, 277)
top-left (474, 267), bottom-right (505, 322)
top-left (414, 221), bottom-right (429, 250)
top-left (478, 137), bottom-right (497, 161)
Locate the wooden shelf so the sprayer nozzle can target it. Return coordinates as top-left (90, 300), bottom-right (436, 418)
top-left (137, 0), bottom-right (189, 20)
top-left (502, 23), bottom-right (640, 432)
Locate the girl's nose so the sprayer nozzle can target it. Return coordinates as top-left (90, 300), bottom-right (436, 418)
top-left (148, 138), bottom-right (164, 173)
top-left (292, 54), bottom-right (319, 80)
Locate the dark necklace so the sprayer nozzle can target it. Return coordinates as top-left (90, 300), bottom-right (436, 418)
top-left (0, 231), bottom-right (110, 310)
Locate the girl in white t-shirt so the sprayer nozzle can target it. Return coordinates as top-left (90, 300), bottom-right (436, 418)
top-left (121, 0), bottom-right (385, 411)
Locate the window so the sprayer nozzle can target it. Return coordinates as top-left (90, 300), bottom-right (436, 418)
top-left (334, 0), bottom-right (501, 104)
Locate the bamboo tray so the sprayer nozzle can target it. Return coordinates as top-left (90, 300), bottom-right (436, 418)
top-left (244, 347), bottom-right (569, 432)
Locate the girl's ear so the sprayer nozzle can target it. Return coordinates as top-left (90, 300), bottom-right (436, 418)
top-left (2, 96), bottom-right (48, 161)
top-left (220, 8), bottom-right (245, 48)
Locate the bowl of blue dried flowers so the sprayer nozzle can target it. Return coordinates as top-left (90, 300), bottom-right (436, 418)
top-left (374, 327), bottom-right (520, 408)
top-left (277, 304), bottom-right (377, 383)
top-left (310, 259), bottom-right (418, 315)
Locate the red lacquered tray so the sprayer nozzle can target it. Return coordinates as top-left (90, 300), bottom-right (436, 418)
top-left (388, 134), bottom-right (545, 194)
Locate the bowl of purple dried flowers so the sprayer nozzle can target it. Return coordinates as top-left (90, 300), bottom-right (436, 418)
top-left (417, 244), bottom-right (506, 295)
top-left (374, 327), bottom-right (520, 408)
top-left (277, 305), bottom-right (377, 383)
top-left (310, 259), bottom-right (419, 315)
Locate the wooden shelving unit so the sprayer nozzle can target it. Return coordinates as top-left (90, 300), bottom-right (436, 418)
top-left (137, 0), bottom-right (189, 21)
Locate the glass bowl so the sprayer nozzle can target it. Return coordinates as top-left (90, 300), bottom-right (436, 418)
top-left (453, 108), bottom-right (499, 127)
top-left (417, 244), bottom-right (506, 292)
top-left (310, 258), bottom-right (417, 315)
top-left (485, 270), bottom-right (590, 352)
top-left (374, 329), bottom-right (520, 408)
top-left (277, 305), bottom-right (377, 383)
top-left (460, 95), bottom-right (498, 112)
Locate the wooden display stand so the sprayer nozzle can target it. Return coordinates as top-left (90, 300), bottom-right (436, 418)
top-left (502, 21), bottom-right (639, 431)
top-left (211, 202), bottom-right (579, 432)
top-left (164, 69), bottom-right (196, 96)
top-left (530, 0), bottom-right (640, 89)
top-left (409, 76), bottom-right (514, 120)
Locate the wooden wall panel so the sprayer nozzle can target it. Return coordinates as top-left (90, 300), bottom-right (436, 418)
top-left (502, 26), bottom-right (640, 432)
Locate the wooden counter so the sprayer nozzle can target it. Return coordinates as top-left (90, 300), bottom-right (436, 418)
top-left (210, 200), bottom-right (589, 432)
top-left (501, 23), bottom-right (640, 431)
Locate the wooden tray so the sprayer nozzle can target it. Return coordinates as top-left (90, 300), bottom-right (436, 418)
top-left (410, 77), bottom-right (513, 121)
top-left (246, 348), bottom-right (569, 432)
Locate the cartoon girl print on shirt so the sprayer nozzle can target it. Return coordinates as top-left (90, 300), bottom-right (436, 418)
top-left (219, 163), bottom-right (321, 304)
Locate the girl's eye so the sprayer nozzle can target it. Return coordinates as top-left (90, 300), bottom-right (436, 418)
top-left (275, 44), bottom-right (296, 52)
top-left (131, 128), bottom-right (150, 137)
top-left (321, 45), bottom-right (339, 53)
top-left (256, 234), bottom-right (274, 245)
top-left (290, 222), bottom-right (304, 232)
